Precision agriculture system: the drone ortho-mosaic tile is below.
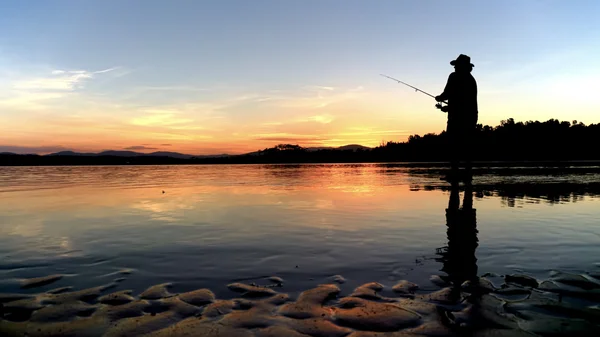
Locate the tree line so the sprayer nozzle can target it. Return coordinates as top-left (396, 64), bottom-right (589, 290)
top-left (372, 118), bottom-right (600, 162)
top-left (220, 118), bottom-right (600, 163)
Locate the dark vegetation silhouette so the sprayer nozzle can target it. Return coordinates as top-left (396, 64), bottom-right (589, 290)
top-left (384, 118), bottom-right (600, 162)
top-left (1, 119), bottom-right (600, 166)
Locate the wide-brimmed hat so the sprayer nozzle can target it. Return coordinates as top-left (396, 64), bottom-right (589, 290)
top-left (450, 54), bottom-right (474, 67)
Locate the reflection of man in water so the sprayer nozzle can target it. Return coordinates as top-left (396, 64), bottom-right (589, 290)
top-left (437, 178), bottom-right (479, 293)
top-left (435, 54), bottom-right (478, 180)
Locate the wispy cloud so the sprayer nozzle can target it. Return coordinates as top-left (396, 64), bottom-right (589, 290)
top-left (307, 114), bottom-right (335, 124)
top-left (93, 67), bottom-right (118, 74)
top-left (13, 68), bottom-right (117, 91)
top-left (277, 86), bottom-right (365, 109)
top-left (131, 85), bottom-right (209, 93)
top-left (336, 129), bottom-right (411, 136)
top-left (124, 145), bottom-right (158, 151)
top-left (303, 85), bottom-right (335, 91)
top-left (130, 109), bottom-right (195, 127)
top-left (261, 121), bottom-right (284, 126)
top-left (0, 67), bottom-right (123, 110)
top-left (254, 133), bottom-right (329, 143)
top-left (0, 91), bottom-right (66, 110)
top-left (13, 71), bottom-right (92, 91)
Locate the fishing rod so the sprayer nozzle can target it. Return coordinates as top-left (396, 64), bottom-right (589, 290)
top-left (380, 74), bottom-right (448, 111)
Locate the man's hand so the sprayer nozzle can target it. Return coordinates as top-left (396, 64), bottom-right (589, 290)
top-left (435, 103), bottom-right (449, 112)
top-left (435, 95), bottom-right (444, 102)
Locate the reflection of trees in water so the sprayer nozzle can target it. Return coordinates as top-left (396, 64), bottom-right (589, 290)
top-left (410, 182), bottom-right (600, 207)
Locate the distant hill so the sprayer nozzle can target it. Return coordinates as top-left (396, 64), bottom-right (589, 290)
top-left (337, 144), bottom-right (371, 151)
top-left (46, 150), bottom-right (225, 159)
top-left (49, 151), bottom-right (100, 156)
top-left (97, 150), bottom-right (144, 157)
top-left (192, 154), bottom-right (230, 159)
top-left (305, 144), bottom-right (371, 152)
top-left (42, 145), bottom-right (368, 159)
top-left (146, 151), bottom-right (192, 159)
top-left (248, 144), bottom-right (372, 155)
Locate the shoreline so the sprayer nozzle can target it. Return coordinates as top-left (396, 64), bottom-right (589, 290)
top-left (2, 160), bottom-right (600, 168)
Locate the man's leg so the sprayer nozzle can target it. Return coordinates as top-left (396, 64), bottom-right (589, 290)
top-left (447, 124), bottom-right (459, 174)
top-left (462, 128), bottom-right (475, 181)
top-left (444, 132), bottom-right (460, 181)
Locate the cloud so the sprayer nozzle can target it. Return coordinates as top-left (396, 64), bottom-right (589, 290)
top-left (0, 67), bottom-right (123, 110)
top-left (11, 68), bottom-right (120, 92)
top-left (13, 71), bottom-right (93, 91)
top-left (130, 109), bottom-right (195, 127)
top-left (0, 91), bottom-right (66, 110)
top-left (141, 143), bottom-right (172, 147)
top-left (307, 114), bottom-right (335, 124)
top-left (132, 85), bottom-right (208, 93)
top-left (335, 129), bottom-right (411, 137)
top-left (254, 133), bottom-right (329, 143)
top-left (93, 67), bottom-right (117, 74)
top-left (0, 145), bottom-right (68, 154)
top-left (303, 85), bottom-right (335, 91)
top-left (277, 85), bottom-right (365, 109)
top-left (124, 145), bottom-right (158, 151)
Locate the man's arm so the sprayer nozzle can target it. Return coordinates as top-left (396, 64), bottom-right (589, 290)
top-left (435, 73), bottom-right (454, 102)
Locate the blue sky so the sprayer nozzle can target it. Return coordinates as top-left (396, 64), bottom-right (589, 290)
top-left (0, 0), bottom-right (599, 154)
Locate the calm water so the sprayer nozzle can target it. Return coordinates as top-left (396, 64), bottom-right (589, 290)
top-left (1, 164), bottom-right (599, 298)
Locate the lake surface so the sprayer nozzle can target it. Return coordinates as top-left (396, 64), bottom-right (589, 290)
top-left (1, 164), bottom-right (600, 300)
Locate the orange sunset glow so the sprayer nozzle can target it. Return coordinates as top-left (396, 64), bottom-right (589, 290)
top-left (1, 1), bottom-right (598, 155)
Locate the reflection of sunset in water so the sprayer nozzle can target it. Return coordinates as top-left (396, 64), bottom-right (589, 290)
top-left (1, 164), bottom-right (599, 300)
top-left (0, 164), bottom-right (441, 234)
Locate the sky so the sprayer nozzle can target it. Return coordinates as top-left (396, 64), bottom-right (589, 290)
top-left (0, 0), bottom-right (599, 155)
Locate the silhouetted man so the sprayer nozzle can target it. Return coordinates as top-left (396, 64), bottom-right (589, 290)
top-left (435, 54), bottom-right (478, 180)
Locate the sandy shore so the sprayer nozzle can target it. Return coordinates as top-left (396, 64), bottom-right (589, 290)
top-left (1, 271), bottom-right (600, 336)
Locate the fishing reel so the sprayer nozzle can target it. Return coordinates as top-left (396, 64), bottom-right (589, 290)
top-left (435, 103), bottom-right (449, 113)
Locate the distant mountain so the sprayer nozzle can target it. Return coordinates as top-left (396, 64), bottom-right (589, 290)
top-left (48, 151), bottom-right (98, 156)
top-left (97, 150), bottom-right (143, 157)
top-left (146, 152), bottom-right (230, 159)
top-left (191, 154), bottom-right (230, 159)
top-left (42, 145), bottom-right (369, 159)
top-left (305, 145), bottom-right (371, 152)
top-left (244, 144), bottom-right (372, 156)
top-left (337, 144), bottom-right (371, 151)
top-left (147, 151), bottom-right (192, 159)
top-left (46, 150), bottom-right (228, 159)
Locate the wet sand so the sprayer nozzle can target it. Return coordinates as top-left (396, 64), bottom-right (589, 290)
top-left (2, 272), bottom-right (600, 336)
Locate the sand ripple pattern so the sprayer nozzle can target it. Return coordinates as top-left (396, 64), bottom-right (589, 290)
top-left (2, 273), bottom-right (600, 336)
